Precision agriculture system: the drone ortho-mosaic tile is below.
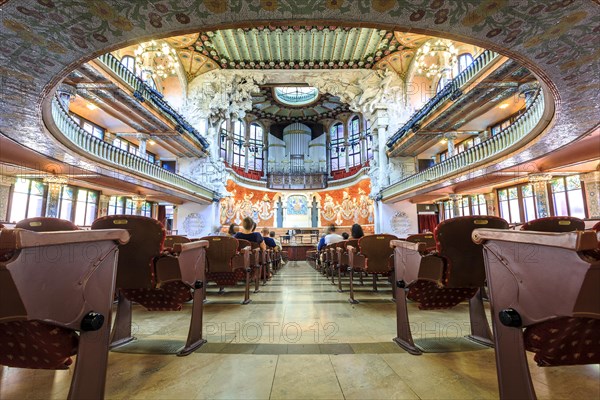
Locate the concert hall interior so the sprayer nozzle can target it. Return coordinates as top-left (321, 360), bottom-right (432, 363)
top-left (0, 1), bottom-right (598, 399)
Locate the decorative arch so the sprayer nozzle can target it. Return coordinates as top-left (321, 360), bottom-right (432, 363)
top-left (0, 1), bottom-right (596, 193)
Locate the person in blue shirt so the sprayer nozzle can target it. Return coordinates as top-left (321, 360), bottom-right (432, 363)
top-left (234, 217), bottom-right (266, 250)
top-left (261, 227), bottom-right (277, 248)
top-left (317, 234), bottom-right (327, 251)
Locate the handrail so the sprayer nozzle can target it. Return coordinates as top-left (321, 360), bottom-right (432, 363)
top-left (383, 89), bottom-right (545, 196)
top-left (96, 53), bottom-right (210, 150)
top-left (51, 96), bottom-right (214, 199)
top-left (386, 50), bottom-right (500, 148)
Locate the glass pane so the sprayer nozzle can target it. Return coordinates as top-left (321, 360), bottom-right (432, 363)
top-left (77, 189), bottom-right (88, 201)
top-left (509, 199), bottom-right (521, 223)
top-left (567, 191), bottom-right (586, 218)
top-left (499, 201), bottom-right (510, 221)
top-left (498, 189), bottom-right (507, 201)
top-left (13, 178), bottom-right (30, 193)
top-left (9, 192), bottom-right (28, 222)
top-left (87, 191), bottom-right (98, 203)
top-left (85, 203), bottom-right (97, 226)
top-left (27, 195), bottom-right (44, 218)
top-left (523, 196), bottom-right (536, 222)
top-left (521, 184), bottom-right (533, 197)
top-left (508, 187), bottom-right (518, 200)
top-left (31, 181), bottom-right (45, 196)
top-left (59, 198), bottom-right (73, 220)
top-left (551, 178), bottom-right (565, 192)
top-left (566, 175), bottom-right (581, 190)
top-left (552, 192), bottom-right (569, 216)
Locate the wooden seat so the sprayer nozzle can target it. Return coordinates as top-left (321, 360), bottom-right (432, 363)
top-left (15, 217), bottom-right (78, 232)
top-left (347, 234), bottom-right (397, 304)
top-left (0, 228), bottom-right (129, 399)
top-left (163, 235), bottom-right (191, 250)
top-left (334, 239), bottom-right (359, 292)
top-left (520, 216), bottom-right (585, 232)
top-left (91, 215), bottom-right (208, 356)
top-left (473, 228), bottom-right (600, 400)
top-left (201, 236), bottom-right (254, 304)
top-left (406, 233), bottom-right (436, 252)
top-left (391, 216), bottom-right (509, 355)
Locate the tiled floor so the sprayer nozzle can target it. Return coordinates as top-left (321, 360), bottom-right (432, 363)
top-left (1, 262), bottom-right (598, 399)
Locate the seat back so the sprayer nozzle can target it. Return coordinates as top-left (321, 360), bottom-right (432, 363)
top-left (435, 216), bottom-right (508, 288)
top-left (16, 217), bottom-right (78, 232)
top-left (357, 234), bottom-right (397, 273)
top-left (521, 216), bottom-right (585, 232)
top-left (91, 215), bottom-right (165, 289)
top-left (164, 235), bottom-right (191, 249)
top-left (201, 236), bottom-right (239, 273)
top-left (592, 221), bottom-right (600, 232)
top-left (406, 233), bottom-right (436, 250)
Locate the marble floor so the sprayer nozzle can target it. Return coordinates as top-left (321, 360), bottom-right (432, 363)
top-left (1, 262), bottom-right (598, 399)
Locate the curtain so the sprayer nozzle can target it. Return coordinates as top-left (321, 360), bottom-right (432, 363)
top-left (418, 214), bottom-right (438, 233)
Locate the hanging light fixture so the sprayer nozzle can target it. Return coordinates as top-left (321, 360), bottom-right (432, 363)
top-left (134, 40), bottom-right (178, 80)
top-left (414, 39), bottom-right (459, 78)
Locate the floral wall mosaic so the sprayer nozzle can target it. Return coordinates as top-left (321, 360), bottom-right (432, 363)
top-left (0, 0), bottom-right (597, 203)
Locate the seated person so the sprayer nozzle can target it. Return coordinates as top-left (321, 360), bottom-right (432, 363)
top-left (261, 228), bottom-right (278, 249)
top-left (270, 231), bottom-right (282, 251)
top-left (228, 223), bottom-right (239, 236)
top-left (342, 232), bottom-right (350, 240)
top-left (351, 223), bottom-right (364, 239)
top-left (324, 225), bottom-right (344, 246)
top-left (234, 217), bottom-right (266, 250)
top-left (317, 234), bottom-right (327, 251)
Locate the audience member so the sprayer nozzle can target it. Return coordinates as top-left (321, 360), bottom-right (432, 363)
top-left (342, 232), bottom-right (349, 240)
top-left (228, 223), bottom-right (239, 236)
top-left (270, 231), bottom-right (282, 251)
top-left (324, 225), bottom-right (344, 246)
top-left (317, 233), bottom-right (327, 251)
top-left (351, 223), bottom-right (364, 239)
top-left (234, 217), bottom-right (266, 250)
top-left (261, 227), bottom-right (277, 248)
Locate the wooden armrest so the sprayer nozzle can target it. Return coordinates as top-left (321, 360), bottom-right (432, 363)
top-left (4, 228), bottom-right (129, 250)
top-left (156, 240), bottom-right (209, 286)
top-left (472, 228), bottom-right (597, 251)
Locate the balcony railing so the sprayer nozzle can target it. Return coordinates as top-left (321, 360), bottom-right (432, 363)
top-left (51, 96), bottom-right (214, 199)
top-left (386, 50), bottom-right (500, 148)
top-left (96, 53), bottom-right (209, 150)
top-left (382, 89), bottom-right (545, 197)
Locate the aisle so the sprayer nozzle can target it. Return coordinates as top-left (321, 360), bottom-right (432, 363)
top-left (1, 262), bottom-right (597, 399)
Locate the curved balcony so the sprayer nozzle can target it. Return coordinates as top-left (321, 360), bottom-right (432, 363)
top-left (386, 50), bottom-right (500, 149)
top-left (49, 96), bottom-right (214, 199)
top-left (382, 89), bottom-right (547, 199)
top-left (96, 53), bottom-right (209, 150)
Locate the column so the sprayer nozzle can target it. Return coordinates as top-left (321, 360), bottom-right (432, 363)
top-left (98, 194), bottom-right (110, 218)
top-left (0, 176), bottom-right (15, 222)
top-left (581, 171), bottom-right (600, 218)
top-left (448, 194), bottom-right (462, 217)
top-left (44, 176), bottom-right (68, 218)
top-left (528, 173), bottom-right (552, 219)
top-left (484, 192), bottom-right (498, 216)
top-left (444, 132), bottom-right (458, 157)
top-left (344, 123), bottom-right (350, 172)
top-left (519, 81), bottom-right (541, 108)
top-left (136, 134), bottom-right (147, 156)
top-left (132, 195), bottom-right (146, 216)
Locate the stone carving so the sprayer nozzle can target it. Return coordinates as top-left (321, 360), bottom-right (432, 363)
top-left (178, 157), bottom-right (230, 197)
top-left (185, 70), bottom-right (266, 124)
top-left (390, 211), bottom-right (411, 237)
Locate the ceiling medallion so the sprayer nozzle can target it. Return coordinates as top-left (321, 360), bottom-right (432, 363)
top-left (273, 87), bottom-right (319, 106)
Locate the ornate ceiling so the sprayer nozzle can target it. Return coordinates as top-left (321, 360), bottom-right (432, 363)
top-left (251, 87), bottom-right (350, 123)
top-left (166, 28), bottom-right (432, 81)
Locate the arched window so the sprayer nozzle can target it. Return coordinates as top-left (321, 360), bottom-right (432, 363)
top-left (330, 122), bottom-right (345, 171)
top-left (248, 123), bottom-right (263, 172)
top-left (457, 53), bottom-right (473, 74)
top-left (232, 120), bottom-right (245, 168)
top-left (348, 116), bottom-right (361, 167)
top-left (121, 55), bottom-right (136, 74)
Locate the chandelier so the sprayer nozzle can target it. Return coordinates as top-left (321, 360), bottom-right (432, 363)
top-left (415, 39), bottom-right (459, 78)
top-left (134, 41), bottom-right (178, 80)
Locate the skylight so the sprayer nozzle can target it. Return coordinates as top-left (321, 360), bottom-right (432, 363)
top-left (274, 87), bottom-right (319, 106)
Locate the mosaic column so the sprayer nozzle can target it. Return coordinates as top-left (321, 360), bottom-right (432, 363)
top-left (98, 194), bottom-right (110, 218)
top-left (0, 176), bottom-right (15, 222)
top-left (132, 195), bottom-right (146, 216)
top-left (444, 132), bottom-right (458, 157)
top-left (484, 192), bottom-right (498, 216)
top-left (581, 171), bottom-right (600, 218)
top-left (528, 173), bottom-right (552, 219)
top-left (44, 176), bottom-right (68, 218)
top-left (448, 194), bottom-right (462, 217)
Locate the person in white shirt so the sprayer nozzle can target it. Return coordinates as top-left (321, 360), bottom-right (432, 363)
top-left (324, 225), bottom-right (344, 245)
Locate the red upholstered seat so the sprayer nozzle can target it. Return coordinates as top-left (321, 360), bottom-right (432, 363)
top-left (392, 216), bottom-right (509, 355)
top-left (201, 236), bottom-right (254, 304)
top-left (474, 228), bottom-right (600, 400)
top-left (0, 228), bottom-right (128, 399)
top-left (520, 216), bottom-right (585, 232)
top-left (406, 233), bottom-right (436, 252)
top-left (91, 215), bottom-right (209, 355)
top-left (15, 217), bottom-right (79, 232)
